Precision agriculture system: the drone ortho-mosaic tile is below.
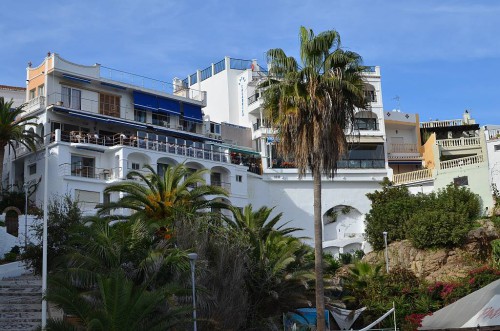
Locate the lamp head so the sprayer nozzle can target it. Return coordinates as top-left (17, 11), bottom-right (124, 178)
top-left (187, 253), bottom-right (198, 261)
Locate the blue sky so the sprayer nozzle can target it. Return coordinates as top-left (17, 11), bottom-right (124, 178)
top-left (2, 0), bottom-right (499, 125)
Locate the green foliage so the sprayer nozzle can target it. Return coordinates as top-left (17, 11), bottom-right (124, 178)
top-left (365, 183), bottom-right (417, 250)
top-left (21, 195), bottom-right (83, 274)
top-left (407, 211), bottom-right (471, 249)
top-left (365, 184), bottom-right (481, 250)
top-left (492, 239), bottom-right (500, 267)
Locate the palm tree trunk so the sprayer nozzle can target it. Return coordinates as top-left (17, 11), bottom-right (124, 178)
top-left (0, 142), bottom-right (6, 191)
top-left (313, 165), bottom-right (325, 331)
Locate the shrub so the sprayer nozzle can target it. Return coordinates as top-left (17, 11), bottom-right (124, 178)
top-left (407, 211), bottom-right (471, 249)
top-left (21, 195), bottom-right (83, 274)
top-left (365, 183), bottom-right (418, 250)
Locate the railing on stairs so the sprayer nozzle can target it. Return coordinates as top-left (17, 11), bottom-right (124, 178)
top-left (392, 168), bottom-right (433, 185)
top-left (440, 154), bottom-right (484, 170)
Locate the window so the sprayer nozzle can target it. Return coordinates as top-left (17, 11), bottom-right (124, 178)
top-left (495, 145), bottom-right (500, 152)
top-left (152, 113), bottom-right (170, 127)
top-left (134, 109), bottom-right (147, 123)
top-left (454, 176), bottom-right (469, 186)
top-left (210, 122), bottom-right (221, 134)
top-left (236, 175), bottom-right (243, 182)
top-left (365, 90), bottom-right (376, 102)
top-left (37, 84), bottom-right (45, 97)
top-left (182, 119), bottom-right (197, 133)
top-left (71, 155), bottom-right (95, 178)
top-left (29, 89), bottom-right (35, 100)
top-left (28, 163), bottom-right (36, 175)
top-left (211, 172), bottom-right (222, 187)
top-left (75, 189), bottom-right (100, 211)
top-left (61, 86), bottom-right (81, 110)
top-left (131, 163), bottom-right (140, 170)
top-left (99, 93), bottom-right (120, 117)
top-left (354, 117), bottom-right (378, 130)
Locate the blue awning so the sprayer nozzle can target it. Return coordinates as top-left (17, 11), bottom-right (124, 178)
top-left (133, 91), bottom-right (158, 111)
top-left (183, 103), bottom-right (203, 123)
top-left (62, 74), bottom-right (91, 84)
top-left (158, 97), bottom-right (181, 116)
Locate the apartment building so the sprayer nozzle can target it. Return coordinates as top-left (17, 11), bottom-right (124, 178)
top-left (181, 56), bottom-right (390, 255)
top-left (389, 111), bottom-right (493, 211)
top-left (3, 53), bottom-right (256, 218)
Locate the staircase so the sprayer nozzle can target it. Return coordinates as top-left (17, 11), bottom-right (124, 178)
top-left (0, 274), bottom-right (42, 331)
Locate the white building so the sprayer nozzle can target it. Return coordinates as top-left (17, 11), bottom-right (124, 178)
top-left (390, 111), bottom-right (493, 211)
top-left (180, 56), bottom-right (390, 255)
top-left (3, 53), bottom-right (255, 227)
top-left (0, 85), bottom-right (26, 108)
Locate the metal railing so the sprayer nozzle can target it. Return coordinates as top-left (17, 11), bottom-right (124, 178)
top-left (420, 119), bottom-right (463, 128)
top-left (211, 180), bottom-right (231, 192)
top-left (389, 143), bottom-right (419, 153)
top-left (230, 58), bottom-right (252, 70)
top-left (200, 66), bottom-right (212, 81)
top-left (436, 137), bottom-right (481, 148)
top-left (57, 131), bottom-right (232, 164)
top-left (392, 168), bottom-right (433, 185)
top-left (59, 163), bottom-right (121, 180)
top-left (248, 92), bottom-right (261, 105)
top-left (100, 66), bottom-right (206, 103)
top-left (214, 59), bottom-right (226, 74)
top-left (270, 159), bottom-right (385, 169)
top-left (440, 155), bottom-right (484, 170)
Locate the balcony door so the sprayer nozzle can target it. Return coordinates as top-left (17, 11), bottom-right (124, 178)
top-left (71, 155), bottom-right (95, 178)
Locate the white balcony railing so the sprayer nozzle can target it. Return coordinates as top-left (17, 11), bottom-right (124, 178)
top-left (392, 168), bottom-right (433, 185)
top-left (440, 155), bottom-right (484, 170)
top-left (24, 95), bottom-right (45, 114)
top-left (420, 119), bottom-right (463, 129)
top-left (436, 137), bottom-right (481, 148)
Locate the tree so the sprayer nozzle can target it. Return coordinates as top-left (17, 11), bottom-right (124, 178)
top-left (225, 205), bottom-right (313, 329)
top-left (97, 163), bottom-right (228, 229)
top-left (0, 97), bottom-right (40, 187)
top-left (261, 26), bottom-right (367, 330)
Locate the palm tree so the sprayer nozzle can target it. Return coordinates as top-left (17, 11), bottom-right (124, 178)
top-left (0, 97), bottom-right (40, 187)
top-left (97, 163), bottom-right (228, 229)
top-left (261, 27), bottom-right (367, 330)
top-left (225, 205), bottom-right (313, 328)
top-left (46, 270), bottom-right (187, 331)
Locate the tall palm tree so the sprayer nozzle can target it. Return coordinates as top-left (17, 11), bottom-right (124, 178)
top-left (0, 97), bottom-right (40, 187)
top-left (97, 163), bottom-right (228, 229)
top-left (261, 27), bottom-right (367, 330)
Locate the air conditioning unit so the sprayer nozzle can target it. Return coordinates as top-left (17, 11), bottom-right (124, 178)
top-left (217, 136), bottom-right (222, 141)
top-left (208, 133), bottom-right (214, 138)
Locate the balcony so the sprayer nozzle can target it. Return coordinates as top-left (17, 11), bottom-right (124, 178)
top-left (57, 131), bottom-right (232, 164)
top-left (387, 143), bottom-right (421, 160)
top-left (420, 119), bottom-right (463, 129)
top-left (269, 159), bottom-right (385, 169)
top-left (211, 180), bottom-right (231, 192)
top-left (248, 92), bottom-right (261, 105)
top-left (59, 163), bottom-right (121, 180)
top-left (24, 96), bottom-right (45, 114)
top-left (436, 137), bottom-right (481, 148)
top-left (392, 168), bottom-right (433, 185)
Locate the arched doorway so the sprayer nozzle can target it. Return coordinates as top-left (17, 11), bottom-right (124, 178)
top-left (4, 207), bottom-right (21, 237)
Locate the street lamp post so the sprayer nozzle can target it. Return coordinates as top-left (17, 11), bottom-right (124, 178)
top-left (383, 231), bottom-right (389, 273)
top-left (188, 253), bottom-right (198, 331)
top-left (22, 182), bottom-right (28, 250)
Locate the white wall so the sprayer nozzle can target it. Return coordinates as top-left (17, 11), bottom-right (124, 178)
top-left (0, 88), bottom-right (25, 108)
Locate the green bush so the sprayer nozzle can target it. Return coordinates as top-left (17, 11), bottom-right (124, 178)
top-left (365, 184), bottom-right (481, 250)
top-left (407, 211), bottom-right (470, 249)
top-left (3, 252), bottom-right (18, 262)
top-left (365, 183), bottom-right (419, 250)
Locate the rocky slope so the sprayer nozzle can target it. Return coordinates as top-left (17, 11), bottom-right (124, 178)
top-left (363, 220), bottom-right (499, 281)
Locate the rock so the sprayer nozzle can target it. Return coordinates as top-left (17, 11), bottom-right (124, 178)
top-left (362, 220), bottom-right (500, 282)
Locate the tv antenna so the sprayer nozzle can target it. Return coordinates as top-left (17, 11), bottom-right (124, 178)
top-left (393, 96), bottom-right (401, 110)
